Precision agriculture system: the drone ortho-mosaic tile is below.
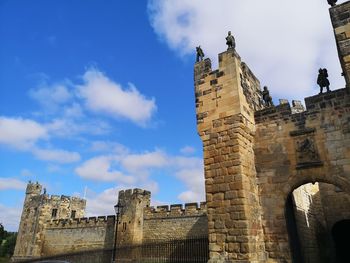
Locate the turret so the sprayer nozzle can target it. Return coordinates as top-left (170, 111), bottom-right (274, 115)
top-left (117, 189), bottom-right (151, 245)
top-left (25, 181), bottom-right (42, 201)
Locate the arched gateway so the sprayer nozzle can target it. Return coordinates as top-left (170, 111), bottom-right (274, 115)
top-left (194, 2), bottom-right (350, 262)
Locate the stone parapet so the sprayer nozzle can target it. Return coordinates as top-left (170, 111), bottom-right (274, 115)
top-left (255, 88), bottom-right (350, 125)
top-left (47, 215), bottom-right (115, 229)
top-left (144, 202), bottom-right (207, 219)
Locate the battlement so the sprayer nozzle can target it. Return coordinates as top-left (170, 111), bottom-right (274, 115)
top-left (144, 202), bottom-right (207, 219)
top-left (194, 49), bottom-right (264, 135)
top-left (255, 88), bottom-right (350, 125)
top-left (47, 215), bottom-right (115, 229)
top-left (29, 193), bottom-right (86, 206)
top-left (46, 194), bottom-right (86, 204)
top-left (119, 188), bottom-right (151, 200)
top-left (118, 188), bottom-right (151, 208)
top-left (25, 181), bottom-right (42, 195)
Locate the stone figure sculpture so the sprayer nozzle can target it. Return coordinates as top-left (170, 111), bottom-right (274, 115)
top-left (225, 31), bottom-right (236, 50)
top-left (317, 68), bottom-right (331, 94)
top-left (196, 46), bottom-right (205, 62)
top-left (262, 86), bottom-right (274, 107)
top-left (327, 0), bottom-right (337, 7)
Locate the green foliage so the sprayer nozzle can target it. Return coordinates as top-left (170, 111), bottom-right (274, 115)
top-left (0, 224), bottom-right (4, 241)
top-left (0, 223), bottom-right (17, 259)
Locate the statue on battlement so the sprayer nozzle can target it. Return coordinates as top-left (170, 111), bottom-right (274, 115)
top-left (226, 31), bottom-right (236, 50)
top-left (317, 68), bottom-right (331, 94)
top-left (196, 46), bottom-right (205, 62)
top-left (262, 86), bottom-right (274, 107)
top-left (327, 0), bottom-right (337, 7)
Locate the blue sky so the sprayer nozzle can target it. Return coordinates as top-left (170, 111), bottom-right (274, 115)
top-left (0, 0), bottom-right (346, 231)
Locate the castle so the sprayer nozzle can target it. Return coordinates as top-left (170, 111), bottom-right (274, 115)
top-left (12, 1), bottom-right (350, 263)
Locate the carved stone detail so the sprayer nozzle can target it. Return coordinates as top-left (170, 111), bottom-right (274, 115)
top-left (295, 136), bottom-right (323, 169)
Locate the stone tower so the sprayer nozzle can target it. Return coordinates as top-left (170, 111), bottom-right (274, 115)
top-left (12, 182), bottom-right (86, 262)
top-left (117, 189), bottom-right (151, 245)
top-left (194, 50), bottom-right (266, 262)
top-left (13, 182), bottom-right (43, 260)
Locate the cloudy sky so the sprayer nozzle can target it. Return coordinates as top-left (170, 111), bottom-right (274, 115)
top-left (0, 0), bottom-right (345, 231)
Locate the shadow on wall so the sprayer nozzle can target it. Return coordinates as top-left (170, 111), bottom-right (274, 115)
top-left (332, 219), bottom-right (350, 263)
top-left (286, 182), bottom-right (350, 263)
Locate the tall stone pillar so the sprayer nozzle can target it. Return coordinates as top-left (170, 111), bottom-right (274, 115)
top-left (194, 50), bottom-right (266, 262)
top-left (330, 1), bottom-right (350, 92)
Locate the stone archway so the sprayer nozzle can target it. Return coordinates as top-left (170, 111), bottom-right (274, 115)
top-left (283, 178), bottom-right (350, 263)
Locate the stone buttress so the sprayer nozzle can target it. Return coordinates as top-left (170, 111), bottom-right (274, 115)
top-left (194, 50), bottom-right (266, 262)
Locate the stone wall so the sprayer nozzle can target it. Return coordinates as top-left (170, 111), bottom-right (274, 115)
top-left (143, 203), bottom-right (208, 241)
top-left (42, 216), bottom-right (115, 256)
top-left (254, 89), bottom-right (350, 262)
top-left (330, 1), bottom-right (350, 91)
top-left (319, 183), bottom-right (350, 230)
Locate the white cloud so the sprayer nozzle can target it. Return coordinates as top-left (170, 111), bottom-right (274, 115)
top-left (46, 118), bottom-right (110, 137)
top-left (148, 0), bottom-right (344, 101)
top-left (0, 178), bottom-right (27, 191)
top-left (180, 146), bottom-right (196, 155)
top-left (77, 68), bottom-right (157, 125)
top-left (90, 141), bottom-right (129, 155)
top-left (120, 150), bottom-right (169, 172)
top-left (75, 148), bottom-right (205, 203)
top-left (175, 166), bottom-right (205, 202)
top-left (63, 103), bottom-right (84, 118)
top-left (0, 116), bottom-right (81, 163)
top-left (85, 184), bottom-right (159, 217)
top-left (0, 117), bottom-right (48, 150)
top-left (75, 155), bottom-right (135, 183)
top-left (29, 83), bottom-right (72, 111)
top-left (85, 187), bottom-right (118, 217)
top-left (0, 204), bottom-right (22, 232)
top-left (32, 148), bottom-right (81, 164)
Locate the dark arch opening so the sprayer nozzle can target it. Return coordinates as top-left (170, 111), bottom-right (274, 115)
top-left (332, 219), bottom-right (350, 263)
top-left (285, 182), bottom-right (338, 263)
top-left (285, 193), bottom-right (304, 263)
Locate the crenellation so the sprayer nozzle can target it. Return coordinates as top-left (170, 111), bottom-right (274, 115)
top-left (255, 89), bottom-right (350, 127)
top-left (143, 202), bottom-right (207, 220)
top-left (47, 215), bottom-right (115, 229)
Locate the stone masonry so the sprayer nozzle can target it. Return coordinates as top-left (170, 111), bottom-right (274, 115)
top-left (195, 50), bottom-right (267, 263)
top-left (194, 2), bottom-right (350, 262)
top-left (12, 185), bottom-right (208, 261)
top-left (12, 182), bottom-right (86, 261)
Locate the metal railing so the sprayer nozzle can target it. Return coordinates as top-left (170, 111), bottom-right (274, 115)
top-left (19, 237), bottom-right (209, 263)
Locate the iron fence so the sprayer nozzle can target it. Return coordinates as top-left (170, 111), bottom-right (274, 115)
top-left (18, 237), bottom-right (208, 263)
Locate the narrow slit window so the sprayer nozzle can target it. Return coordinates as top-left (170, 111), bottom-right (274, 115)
top-left (51, 208), bottom-right (58, 218)
top-left (71, 210), bottom-right (76, 219)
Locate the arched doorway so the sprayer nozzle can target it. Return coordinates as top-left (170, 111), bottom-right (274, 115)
top-left (332, 219), bottom-right (350, 263)
top-left (285, 182), bottom-right (350, 263)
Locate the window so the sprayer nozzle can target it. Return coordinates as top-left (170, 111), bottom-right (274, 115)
top-left (71, 210), bottom-right (76, 219)
top-left (51, 208), bottom-right (58, 218)
top-left (123, 222), bottom-right (127, 231)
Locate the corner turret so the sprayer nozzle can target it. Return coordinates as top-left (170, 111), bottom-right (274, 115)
top-left (25, 181), bottom-right (42, 195)
top-left (117, 189), bottom-right (151, 245)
